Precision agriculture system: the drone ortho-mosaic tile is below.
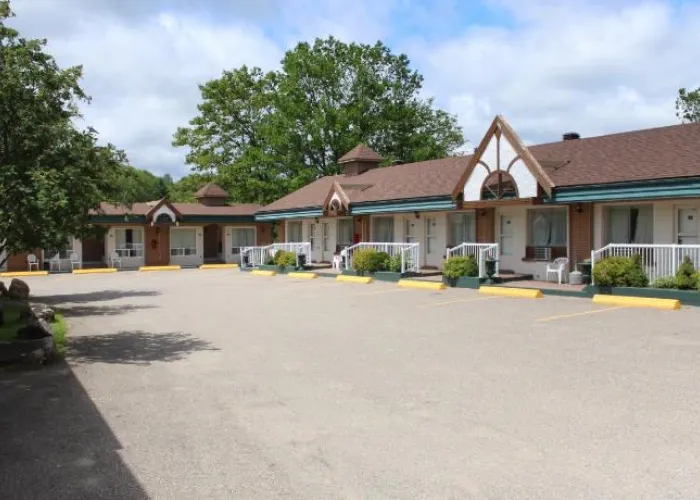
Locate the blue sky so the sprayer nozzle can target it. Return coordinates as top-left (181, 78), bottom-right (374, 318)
top-left (9, 0), bottom-right (700, 177)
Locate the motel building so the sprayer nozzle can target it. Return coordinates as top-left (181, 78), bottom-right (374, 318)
top-left (4, 115), bottom-right (700, 284)
top-left (0, 183), bottom-right (272, 272)
top-left (255, 115), bottom-right (700, 283)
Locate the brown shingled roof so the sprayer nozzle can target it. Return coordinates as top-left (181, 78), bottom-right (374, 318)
top-left (258, 119), bottom-right (700, 214)
top-left (195, 182), bottom-right (228, 198)
top-left (96, 201), bottom-right (261, 217)
top-left (338, 144), bottom-right (383, 163)
top-left (530, 121), bottom-right (700, 186)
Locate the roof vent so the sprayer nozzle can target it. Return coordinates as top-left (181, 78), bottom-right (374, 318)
top-left (563, 132), bottom-right (581, 141)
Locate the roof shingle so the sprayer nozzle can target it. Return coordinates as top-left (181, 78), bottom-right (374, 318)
top-left (338, 144), bottom-right (383, 163)
top-left (194, 182), bottom-right (229, 198)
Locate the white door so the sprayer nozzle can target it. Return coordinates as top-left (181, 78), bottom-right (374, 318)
top-left (677, 208), bottom-right (698, 244)
top-left (499, 214), bottom-right (514, 255)
top-left (425, 217), bottom-right (437, 267)
top-left (310, 223), bottom-right (328, 262)
top-left (404, 218), bottom-right (416, 243)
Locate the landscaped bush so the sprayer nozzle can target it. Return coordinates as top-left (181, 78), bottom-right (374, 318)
top-left (273, 249), bottom-right (297, 267)
top-left (443, 256), bottom-right (479, 279)
top-left (675, 256), bottom-right (698, 290)
top-left (592, 255), bottom-right (648, 287)
top-left (370, 251), bottom-right (392, 272)
top-left (650, 276), bottom-right (679, 289)
top-left (388, 254), bottom-right (402, 273)
top-left (351, 248), bottom-right (377, 273)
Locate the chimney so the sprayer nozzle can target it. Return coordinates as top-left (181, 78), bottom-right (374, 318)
top-left (194, 182), bottom-right (229, 206)
top-left (338, 144), bottom-right (383, 176)
top-left (563, 132), bottom-right (581, 141)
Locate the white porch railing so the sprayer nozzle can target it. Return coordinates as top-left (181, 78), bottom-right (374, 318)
top-left (591, 243), bottom-right (700, 284)
top-left (445, 243), bottom-right (500, 278)
top-left (344, 242), bottom-right (421, 274)
top-left (240, 242), bottom-right (311, 267)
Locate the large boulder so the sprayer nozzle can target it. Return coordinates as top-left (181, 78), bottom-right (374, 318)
top-left (8, 278), bottom-right (30, 301)
top-left (17, 323), bottom-right (51, 340)
top-left (31, 303), bottom-right (55, 322)
top-left (0, 281), bottom-right (7, 297)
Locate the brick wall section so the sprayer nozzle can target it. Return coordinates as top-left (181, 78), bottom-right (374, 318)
top-left (256, 223), bottom-right (273, 245)
top-left (476, 208), bottom-right (495, 243)
top-left (569, 203), bottom-right (593, 266)
top-left (7, 249), bottom-right (43, 272)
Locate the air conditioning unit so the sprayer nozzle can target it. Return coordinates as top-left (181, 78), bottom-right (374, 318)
top-left (533, 247), bottom-right (552, 261)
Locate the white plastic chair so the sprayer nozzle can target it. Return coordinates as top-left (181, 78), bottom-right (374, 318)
top-left (332, 254), bottom-right (342, 270)
top-left (69, 251), bottom-right (81, 270)
top-left (27, 253), bottom-right (39, 271)
top-left (48, 254), bottom-right (61, 272)
top-left (546, 257), bottom-right (569, 285)
top-left (109, 251), bottom-right (122, 268)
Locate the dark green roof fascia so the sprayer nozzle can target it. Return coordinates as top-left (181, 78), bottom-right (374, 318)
top-left (350, 196), bottom-right (456, 215)
top-left (255, 208), bottom-right (324, 221)
top-left (89, 214), bottom-right (147, 224)
top-left (550, 177), bottom-right (700, 203)
top-left (180, 215), bottom-right (256, 223)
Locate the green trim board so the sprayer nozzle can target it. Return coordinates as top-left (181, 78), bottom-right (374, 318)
top-left (255, 208), bottom-right (324, 221)
top-left (350, 196), bottom-right (456, 215)
top-left (550, 176), bottom-right (700, 203)
top-left (180, 215), bottom-right (256, 223)
top-left (89, 215), bottom-right (148, 224)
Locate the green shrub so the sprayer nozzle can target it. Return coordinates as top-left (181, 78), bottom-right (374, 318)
top-left (370, 251), bottom-right (391, 272)
top-left (443, 256), bottom-right (479, 279)
top-left (592, 256), bottom-right (648, 287)
top-left (352, 248), bottom-right (377, 273)
top-left (675, 256), bottom-right (697, 290)
top-left (274, 249), bottom-right (297, 267)
top-left (388, 254), bottom-right (402, 273)
top-left (650, 276), bottom-right (678, 289)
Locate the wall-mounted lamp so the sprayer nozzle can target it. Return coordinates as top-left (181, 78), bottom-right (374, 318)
top-left (575, 203), bottom-right (583, 214)
top-left (414, 211), bottom-right (420, 219)
top-left (479, 209), bottom-right (486, 216)
top-left (315, 217), bottom-right (320, 223)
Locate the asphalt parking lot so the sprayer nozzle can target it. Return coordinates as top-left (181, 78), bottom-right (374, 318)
top-left (1, 270), bottom-right (699, 499)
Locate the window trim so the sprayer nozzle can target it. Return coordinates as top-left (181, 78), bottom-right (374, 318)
top-left (229, 226), bottom-right (257, 254)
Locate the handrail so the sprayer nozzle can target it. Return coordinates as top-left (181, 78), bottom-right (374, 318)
top-left (344, 242), bottom-right (421, 274)
top-left (445, 242), bottom-right (499, 277)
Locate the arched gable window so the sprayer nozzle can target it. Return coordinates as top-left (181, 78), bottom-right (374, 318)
top-left (155, 213), bottom-right (174, 224)
top-left (480, 171), bottom-right (518, 200)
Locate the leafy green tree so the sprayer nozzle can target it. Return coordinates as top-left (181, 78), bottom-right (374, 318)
top-left (113, 166), bottom-right (174, 203)
top-left (173, 37), bottom-right (464, 204)
top-left (0, 0), bottom-right (127, 266)
top-left (676, 87), bottom-right (700, 123)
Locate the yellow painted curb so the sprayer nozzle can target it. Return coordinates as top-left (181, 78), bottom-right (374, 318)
top-left (251, 269), bottom-right (277, 276)
top-left (592, 294), bottom-right (680, 310)
top-left (138, 265), bottom-right (181, 272)
top-left (200, 264), bottom-right (240, 270)
top-left (479, 286), bottom-right (543, 299)
top-left (336, 274), bottom-right (374, 284)
top-left (397, 279), bottom-right (446, 291)
top-left (288, 272), bottom-right (317, 279)
top-left (0, 271), bottom-right (50, 277)
top-left (72, 268), bottom-right (118, 274)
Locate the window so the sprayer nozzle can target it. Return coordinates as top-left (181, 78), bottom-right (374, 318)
top-left (481, 171), bottom-right (518, 200)
top-left (527, 208), bottom-right (567, 260)
top-left (604, 205), bottom-right (653, 244)
top-left (447, 212), bottom-right (476, 247)
top-left (231, 228), bottom-right (255, 254)
top-left (373, 217), bottom-right (394, 242)
top-left (170, 228), bottom-right (197, 256)
top-left (677, 208), bottom-right (698, 245)
top-left (337, 218), bottom-right (353, 248)
top-left (47, 242), bottom-right (73, 260)
top-left (322, 223), bottom-right (329, 251)
top-left (287, 221), bottom-right (302, 243)
top-left (114, 228), bottom-right (144, 257)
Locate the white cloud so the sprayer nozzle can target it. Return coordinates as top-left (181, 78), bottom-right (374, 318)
top-left (409, 1), bottom-right (700, 145)
top-left (8, 0), bottom-right (700, 177)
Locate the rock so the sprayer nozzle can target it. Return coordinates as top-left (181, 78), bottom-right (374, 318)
top-left (0, 281), bottom-right (7, 297)
top-left (0, 301), bottom-right (3, 327)
top-left (17, 323), bottom-right (50, 340)
top-left (8, 278), bottom-right (30, 301)
top-left (31, 303), bottom-right (55, 322)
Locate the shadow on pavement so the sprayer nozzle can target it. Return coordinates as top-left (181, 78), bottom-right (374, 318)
top-left (68, 331), bottom-right (218, 365)
top-left (0, 361), bottom-right (149, 499)
top-left (60, 304), bottom-right (160, 318)
top-left (34, 289), bottom-right (160, 305)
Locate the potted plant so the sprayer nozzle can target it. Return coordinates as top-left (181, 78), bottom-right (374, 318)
top-left (442, 256), bottom-right (479, 287)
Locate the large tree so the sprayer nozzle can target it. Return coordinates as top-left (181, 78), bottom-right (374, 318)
top-left (0, 0), bottom-right (127, 266)
top-left (173, 37), bottom-right (464, 205)
top-left (676, 87), bottom-right (700, 123)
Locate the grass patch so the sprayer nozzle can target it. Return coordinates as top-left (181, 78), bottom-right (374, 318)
top-left (0, 301), bottom-right (23, 341)
top-left (51, 313), bottom-right (67, 355)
